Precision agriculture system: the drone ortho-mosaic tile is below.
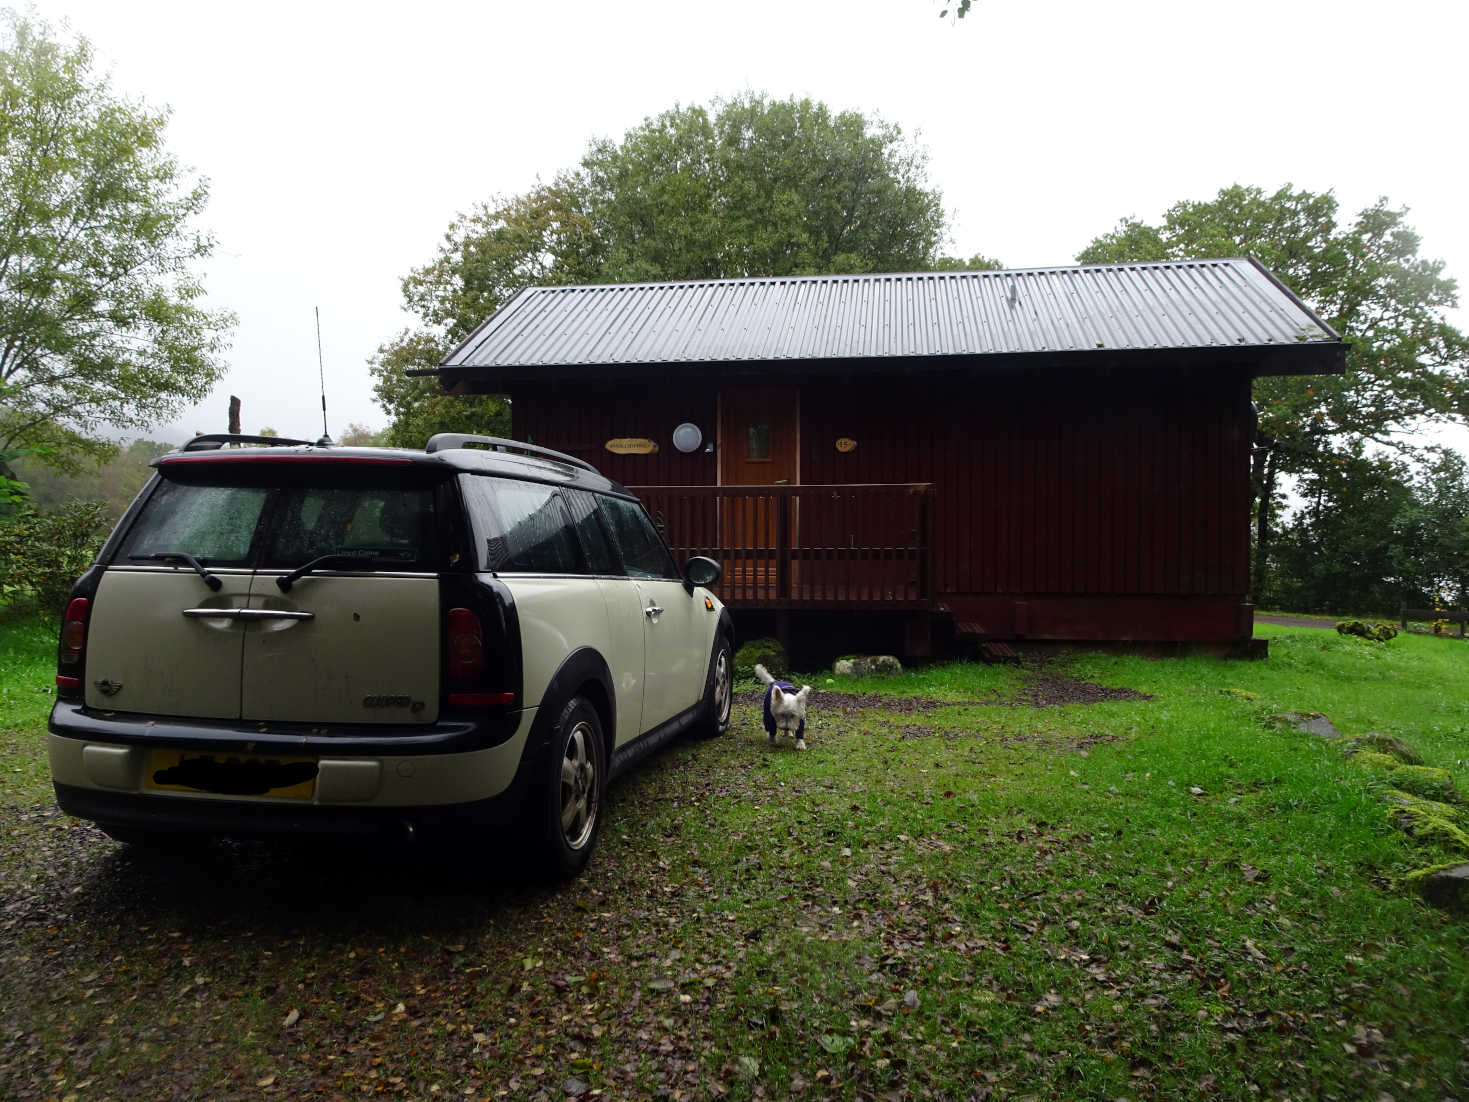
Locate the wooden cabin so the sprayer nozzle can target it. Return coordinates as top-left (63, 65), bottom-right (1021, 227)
top-left (430, 259), bottom-right (1345, 655)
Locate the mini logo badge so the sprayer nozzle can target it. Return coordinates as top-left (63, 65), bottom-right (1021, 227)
top-left (94, 679), bottom-right (123, 696)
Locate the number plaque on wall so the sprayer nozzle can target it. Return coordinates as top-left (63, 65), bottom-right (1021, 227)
top-left (835, 437), bottom-right (858, 453)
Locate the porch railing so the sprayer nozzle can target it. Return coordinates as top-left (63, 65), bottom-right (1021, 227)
top-left (629, 483), bottom-right (937, 609)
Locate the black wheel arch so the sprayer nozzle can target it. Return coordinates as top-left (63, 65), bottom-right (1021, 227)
top-left (527, 647), bottom-right (617, 769)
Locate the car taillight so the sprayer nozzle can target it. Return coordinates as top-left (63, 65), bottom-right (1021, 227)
top-left (58, 597), bottom-right (89, 695)
top-left (447, 607), bottom-right (485, 680)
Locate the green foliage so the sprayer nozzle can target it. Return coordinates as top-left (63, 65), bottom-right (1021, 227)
top-left (0, 14), bottom-right (234, 466)
top-left (369, 331), bottom-right (510, 449)
top-left (0, 499), bottom-right (107, 611)
top-left (1078, 185), bottom-right (1469, 598)
top-left (376, 93), bottom-right (966, 443)
top-left (12, 436), bottom-right (172, 520)
top-left (580, 95), bottom-right (946, 283)
top-left (1335, 619), bottom-right (1398, 642)
top-left (733, 636), bottom-right (787, 680)
top-left (1273, 446), bottom-right (1469, 612)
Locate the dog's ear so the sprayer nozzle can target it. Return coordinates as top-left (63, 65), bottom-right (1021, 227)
top-left (771, 685), bottom-right (785, 703)
top-left (796, 685), bottom-right (811, 703)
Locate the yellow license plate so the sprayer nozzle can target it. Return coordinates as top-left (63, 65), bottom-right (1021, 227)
top-left (146, 749), bottom-right (317, 800)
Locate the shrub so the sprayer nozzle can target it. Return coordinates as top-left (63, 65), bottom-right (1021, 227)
top-left (1335, 619), bottom-right (1398, 642)
top-left (0, 501), bottom-right (109, 613)
top-left (734, 637), bottom-right (787, 680)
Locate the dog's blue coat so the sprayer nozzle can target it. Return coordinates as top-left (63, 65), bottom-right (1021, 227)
top-left (762, 680), bottom-right (805, 739)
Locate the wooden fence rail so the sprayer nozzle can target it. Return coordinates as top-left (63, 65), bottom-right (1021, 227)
top-left (629, 483), bottom-right (937, 610)
top-left (1399, 604), bottom-right (1468, 637)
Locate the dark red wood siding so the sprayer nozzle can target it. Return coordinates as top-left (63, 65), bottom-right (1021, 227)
top-left (506, 365), bottom-right (1255, 642)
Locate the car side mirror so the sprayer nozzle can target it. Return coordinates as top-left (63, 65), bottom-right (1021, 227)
top-left (683, 555), bottom-right (722, 592)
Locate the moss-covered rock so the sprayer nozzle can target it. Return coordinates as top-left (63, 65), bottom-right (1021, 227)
top-left (1351, 753), bottom-right (1463, 803)
top-left (1343, 732), bottom-right (1425, 766)
top-left (1349, 750), bottom-right (1408, 774)
top-left (1403, 862), bottom-right (1469, 914)
top-left (734, 637), bottom-right (787, 681)
top-left (1387, 764), bottom-right (1463, 804)
top-left (1382, 789), bottom-right (1469, 852)
top-left (1335, 619), bottom-right (1398, 642)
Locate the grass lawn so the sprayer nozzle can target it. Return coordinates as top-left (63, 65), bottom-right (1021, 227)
top-left (1, 614), bottom-right (1466, 1100)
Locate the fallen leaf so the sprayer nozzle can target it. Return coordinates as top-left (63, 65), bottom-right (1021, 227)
top-left (282, 1008), bottom-right (299, 1028)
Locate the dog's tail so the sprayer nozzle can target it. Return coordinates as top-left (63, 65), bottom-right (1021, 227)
top-left (753, 663), bottom-right (775, 685)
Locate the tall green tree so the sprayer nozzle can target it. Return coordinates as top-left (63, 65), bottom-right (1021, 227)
top-left (0, 12), bottom-right (233, 471)
top-left (1271, 446), bottom-right (1469, 613)
top-left (372, 93), bottom-right (985, 442)
top-left (1078, 185), bottom-right (1469, 598)
top-left (580, 96), bottom-right (947, 282)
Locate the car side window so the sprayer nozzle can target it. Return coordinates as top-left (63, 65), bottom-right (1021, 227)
top-left (598, 496), bottom-right (681, 580)
top-left (460, 475), bottom-right (584, 574)
top-left (564, 489), bottom-right (618, 575)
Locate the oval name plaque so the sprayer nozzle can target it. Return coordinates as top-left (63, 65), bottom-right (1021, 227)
top-left (605, 437), bottom-right (659, 455)
top-left (835, 437), bottom-right (858, 453)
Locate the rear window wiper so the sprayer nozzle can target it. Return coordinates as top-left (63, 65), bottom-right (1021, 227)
top-left (275, 551), bottom-right (391, 592)
top-left (128, 552), bottom-right (223, 591)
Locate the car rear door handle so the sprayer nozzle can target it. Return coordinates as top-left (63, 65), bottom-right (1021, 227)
top-left (644, 604), bottom-right (664, 619)
top-left (182, 608), bottom-right (315, 621)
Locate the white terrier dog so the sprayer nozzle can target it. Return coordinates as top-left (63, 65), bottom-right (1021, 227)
top-left (754, 664), bottom-right (812, 750)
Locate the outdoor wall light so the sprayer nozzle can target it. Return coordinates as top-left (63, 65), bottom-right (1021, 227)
top-left (672, 422), bottom-right (703, 453)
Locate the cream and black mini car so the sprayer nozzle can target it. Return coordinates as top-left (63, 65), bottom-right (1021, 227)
top-left (48, 433), bottom-right (733, 875)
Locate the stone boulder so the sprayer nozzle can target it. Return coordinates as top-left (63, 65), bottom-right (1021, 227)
top-left (1405, 862), bottom-right (1469, 915)
top-left (1270, 711), bottom-right (1341, 740)
top-left (834, 655), bottom-right (903, 677)
top-left (1343, 733), bottom-right (1424, 766)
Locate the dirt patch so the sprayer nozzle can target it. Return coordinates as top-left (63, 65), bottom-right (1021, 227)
top-left (1003, 676), bottom-right (1153, 708)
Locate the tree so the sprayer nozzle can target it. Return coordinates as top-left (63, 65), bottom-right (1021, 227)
top-left (14, 435), bottom-right (172, 519)
top-left (0, 13), bottom-right (233, 471)
top-left (579, 95), bottom-right (948, 282)
top-left (1077, 185), bottom-right (1469, 598)
top-left (373, 94), bottom-right (979, 441)
top-left (1271, 447), bottom-right (1469, 613)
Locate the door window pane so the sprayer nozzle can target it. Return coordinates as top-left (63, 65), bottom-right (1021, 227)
top-left (747, 421), bottom-right (772, 461)
top-left (565, 489), bottom-right (618, 574)
top-left (271, 487), bottom-right (434, 568)
top-left (117, 481), bottom-right (269, 566)
top-left (600, 496), bottom-right (680, 580)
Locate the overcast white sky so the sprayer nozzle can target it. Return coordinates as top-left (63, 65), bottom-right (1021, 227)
top-left (20, 0), bottom-right (1469, 445)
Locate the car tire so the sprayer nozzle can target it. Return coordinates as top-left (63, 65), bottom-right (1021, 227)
top-left (696, 635), bottom-right (734, 738)
top-left (539, 696), bottom-right (607, 878)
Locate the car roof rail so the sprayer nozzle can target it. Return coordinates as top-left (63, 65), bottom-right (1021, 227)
top-left (424, 433), bottom-right (597, 473)
top-left (181, 433), bottom-right (317, 451)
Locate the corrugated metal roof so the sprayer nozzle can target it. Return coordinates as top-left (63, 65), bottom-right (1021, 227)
top-left (440, 258), bottom-right (1341, 371)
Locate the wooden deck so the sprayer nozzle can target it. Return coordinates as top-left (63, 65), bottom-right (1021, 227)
top-left (629, 484), bottom-right (937, 610)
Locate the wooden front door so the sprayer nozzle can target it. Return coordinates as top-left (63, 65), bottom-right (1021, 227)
top-left (719, 389), bottom-right (799, 595)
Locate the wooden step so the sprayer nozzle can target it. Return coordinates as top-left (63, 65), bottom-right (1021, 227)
top-left (979, 641), bottom-right (1020, 664)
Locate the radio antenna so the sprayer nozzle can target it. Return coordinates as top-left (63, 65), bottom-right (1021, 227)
top-left (314, 306), bottom-right (332, 445)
